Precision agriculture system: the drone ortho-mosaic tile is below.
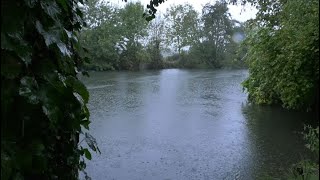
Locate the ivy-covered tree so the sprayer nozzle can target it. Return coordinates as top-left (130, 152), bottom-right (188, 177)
top-left (1, 0), bottom-right (99, 179)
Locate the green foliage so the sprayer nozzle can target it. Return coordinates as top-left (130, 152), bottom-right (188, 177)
top-left (146, 17), bottom-right (166, 69)
top-left (171, 1), bottom-right (246, 69)
top-left (79, 1), bottom-right (149, 71)
top-left (242, 0), bottom-right (319, 110)
top-left (1, 0), bottom-right (99, 179)
top-left (79, 0), bottom-right (247, 71)
top-left (164, 4), bottom-right (199, 55)
top-left (303, 125), bottom-right (319, 158)
top-left (286, 160), bottom-right (319, 180)
top-left (284, 126), bottom-right (319, 180)
top-left (79, 1), bottom-right (121, 70)
top-left (200, 1), bottom-right (233, 67)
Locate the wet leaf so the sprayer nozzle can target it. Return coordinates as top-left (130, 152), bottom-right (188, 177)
top-left (83, 148), bottom-right (92, 160)
top-left (66, 76), bottom-right (89, 104)
top-left (56, 42), bottom-right (71, 57)
top-left (24, 0), bottom-right (38, 8)
top-left (85, 133), bottom-right (100, 153)
top-left (80, 120), bottom-right (90, 130)
top-left (40, 1), bottom-right (61, 20)
top-left (19, 76), bottom-right (39, 104)
top-left (36, 21), bottom-right (58, 46)
top-left (1, 53), bottom-right (23, 79)
top-left (56, 0), bottom-right (68, 12)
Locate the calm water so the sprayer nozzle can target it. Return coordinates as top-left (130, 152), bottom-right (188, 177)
top-left (79, 69), bottom-right (312, 180)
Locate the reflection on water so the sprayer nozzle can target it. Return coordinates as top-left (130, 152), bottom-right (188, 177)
top-left (241, 103), bottom-right (313, 177)
top-left (79, 69), bottom-right (313, 180)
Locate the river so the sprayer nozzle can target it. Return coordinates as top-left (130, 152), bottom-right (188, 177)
top-left (79, 69), bottom-right (313, 180)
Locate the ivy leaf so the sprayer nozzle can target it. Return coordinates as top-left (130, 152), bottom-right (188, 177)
top-left (24, 0), bottom-right (38, 8)
top-left (56, 42), bottom-right (71, 57)
top-left (79, 159), bottom-right (86, 170)
top-left (56, 0), bottom-right (68, 12)
top-left (42, 103), bottom-right (61, 123)
top-left (80, 119), bottom-right (90, 130)
top-left (73, 92), bottom-right (84, 107)
top-left (36, 21), bottom-right (71, 58)
top-left (66, 76), bottom-right (89, 104)
top-left (35, 21), bottom-right (58, 47)
top-left (38, 76), bottom-right (65, 123)
top-left (1, 150), bottom-right (13, 180)
top-left (1, 33), bottom-right (13, 51)
top-left (19, 76), bottom-right (39, 104)
top-left (2, 32), bottom-right (32, 65)
top-left (1, 0), bottom-right (26, 33)
top-left (84, 133), bottom-right (100, 154)
top-left (40, 1), bottom-right (61, 20)
top-left (32, 143), bottom-right (45, 156)
top-left (83, 148), bottom-right (92, 160)
top-left (64, 29), bottom-right (73, 39)
top-left (13, 172), bottom-right (24, 180)
top-left (16, 150), bottom-right (32, 172)
top-left (1, 53), bottom-right (23, 79)
top-left (75, 8), bottom-right (84, 19)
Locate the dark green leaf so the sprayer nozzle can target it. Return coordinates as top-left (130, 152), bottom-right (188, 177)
top-left (56, 42), bottom-right (71, 57)
top-left (24, 0), bottom-right (38, 8)
top-left (19, 76), bottom-right (39, 104)
top-left (32, 143), bottom-right (45, 155)
top-left (65, 76), bottom-right (89, 104)
top-left (36, 21), bottom-right (58, 46)
top-left (85, 133), bottom-right (98, 153)
top-left (83, 148), bottom-right (92, 160)
top-left (1, 53), bottom-right (23, 79)
top-left (1, 33), bottom-right (14, 51)
top-left (80, 120), bottom-right (90, 130)
top-left (56, 0), bottom-right (68, 12)
top-left (40, 1), bottom-right (61, 20)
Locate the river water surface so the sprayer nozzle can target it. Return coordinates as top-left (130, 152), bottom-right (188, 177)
top-left (80, 69), bottom-right (312, 180)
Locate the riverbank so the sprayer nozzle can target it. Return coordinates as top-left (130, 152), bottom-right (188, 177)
top-left (82, 63), bottom-right (248, 72)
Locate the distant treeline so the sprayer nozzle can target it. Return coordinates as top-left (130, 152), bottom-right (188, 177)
top-left (79, 0), bottom-right (247, 71)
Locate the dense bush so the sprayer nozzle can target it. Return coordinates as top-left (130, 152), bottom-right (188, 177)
top-left (242, 0), bottom-right (319, 111)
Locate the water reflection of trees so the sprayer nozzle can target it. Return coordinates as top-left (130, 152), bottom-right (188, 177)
top-left (241, 103), bottom-right (313, 177)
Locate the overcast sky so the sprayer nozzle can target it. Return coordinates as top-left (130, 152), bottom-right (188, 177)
top-left (108, 0), bottom-right (257, 22)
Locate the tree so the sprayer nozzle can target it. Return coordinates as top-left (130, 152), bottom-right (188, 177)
top-left (146, 16), bottom-right (166, 69)
top-left (201, 0), bottom-right (233, 66)
top-left (164, 4), bottom-right (199, 55)
top-left (1, 0), bottom-right (99, 179)
top-left (79, 1), bottom-right (149, 71)
top-left (80, 0), bottom-right (121, 70)
top-left (118, 2), bottom-right (149, 70)
top-left (223, 20), bottom-right (247, 68)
